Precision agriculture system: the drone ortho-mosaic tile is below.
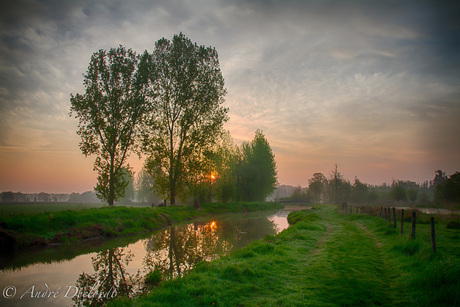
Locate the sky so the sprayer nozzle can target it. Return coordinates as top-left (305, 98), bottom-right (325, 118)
top-left (1, 0), bottom-right (459, 193)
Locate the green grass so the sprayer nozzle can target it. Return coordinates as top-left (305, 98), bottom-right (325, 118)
top-left (0, 202), bottom-right (283, 250)
top-left (0, 202), bottom-right (105, 215)
top-left (109, 205), bottom-right (460, 306)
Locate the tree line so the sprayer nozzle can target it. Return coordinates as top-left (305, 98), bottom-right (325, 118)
top-left (280, 167), bottom-right (460, 206)
top-left (127, 129), bottom-right (277, 205)
top-left (70, 33), bottom-right (277, 206)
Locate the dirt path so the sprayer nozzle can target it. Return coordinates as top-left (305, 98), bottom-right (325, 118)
top-left (299, 216), bottom-right (396, 306)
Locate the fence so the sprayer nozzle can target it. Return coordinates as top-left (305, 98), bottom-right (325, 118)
top-left (340, 203), bottom-right (437, 252)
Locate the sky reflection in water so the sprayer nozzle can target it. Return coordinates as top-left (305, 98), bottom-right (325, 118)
top-left (0, 209), bottom-right (293, 306)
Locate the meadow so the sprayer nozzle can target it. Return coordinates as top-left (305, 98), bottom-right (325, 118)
top-left (0, 202), bottom-right (284, 251)
top-left (109, 205), bottom-right (460, 306)
top-left (0, 202), bottom-right (105, 215)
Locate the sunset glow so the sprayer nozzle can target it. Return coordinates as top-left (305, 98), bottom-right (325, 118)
top-left (0, 1), bottom-right (459, 193)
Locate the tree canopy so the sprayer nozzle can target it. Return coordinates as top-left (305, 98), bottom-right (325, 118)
top-left (70, 46), bottom-right (148, 206)
top-left (142, 33), bottom-right (228, 206)
top-left (233, 130), bottom-right (278, 202)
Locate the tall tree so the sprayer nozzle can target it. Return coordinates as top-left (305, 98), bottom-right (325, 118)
top-left (391, 184), bottom-right (407, 203)
top-left (213, 131), bottom-right (239, 203)
top-left (435, 171), bottom-right (460, 204)
top-left (328, 164), bottom-right (343, 204)
top-left (70, 46), bottom-right (148, 205)
top-left (143, 33), bottom-right (228, 206)
top-left (234, 130), bottom-right (278, 201)
top-left (352, 177), bottom-right (368, 204)
top-left (308, 173), bottom-right (326, 203)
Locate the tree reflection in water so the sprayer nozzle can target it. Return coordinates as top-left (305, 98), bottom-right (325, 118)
top-left (71, 213), bottom-right (278, 305)
top-left (73, 248), bottom-right (140, 306)
top-left (144, 221), bottom-right (229, 280)
top-left (143, 216), bottom-right (277, 280)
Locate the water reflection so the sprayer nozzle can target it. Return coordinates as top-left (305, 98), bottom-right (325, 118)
top-left (143, 214), bottom-right (278, 280)
top-left (0, 209), bottom-right (295, 307)
top-left (73, 248), bottom-right (140, 306)
top-left (143, 221), bottom-right (228, 280)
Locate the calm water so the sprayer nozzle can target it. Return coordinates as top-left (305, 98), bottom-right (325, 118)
top-left (0, 208), bottom-right (300, 306)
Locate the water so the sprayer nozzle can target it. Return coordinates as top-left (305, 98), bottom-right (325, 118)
top-left (0, 208), bottom-right (300, 306)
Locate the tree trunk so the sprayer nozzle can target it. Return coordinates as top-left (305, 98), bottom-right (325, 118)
top-left (109, 155), bottom-right (115, 206)
top-left (170, 192), bottom-right (176, 206)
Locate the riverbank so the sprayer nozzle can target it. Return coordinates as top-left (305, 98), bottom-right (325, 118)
top-left (0, 202), bottom-right (284, 252)
top-left (111, 205), bottom-right (460, 306)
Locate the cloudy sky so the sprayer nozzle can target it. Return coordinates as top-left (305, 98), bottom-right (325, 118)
top-left (1, 0), bottom-right (459, 193)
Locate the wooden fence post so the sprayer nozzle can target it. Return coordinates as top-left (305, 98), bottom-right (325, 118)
top-left (431, 217), bottom-right (436, 252)
top-left (400, 209), bottom-right (404, 234)
top-left (388, 207), bottom-right (391, 224)
top-left (384, 207), bottom-right (387, 220)
top-left (392, 207), bottom-right (396, 228)
top-left (411, 211), bottom-right (416, 239)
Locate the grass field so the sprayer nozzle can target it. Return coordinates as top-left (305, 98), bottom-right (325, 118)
top-left (0, 202), bottom-right (151, 215)
top-left (0, 202), bottom-right (284, 251)
top-left (109, 205), bottom-right (460, 306)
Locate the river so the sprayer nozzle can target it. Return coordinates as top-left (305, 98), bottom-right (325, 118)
top-left (0, 207), bottom-right (302, 306)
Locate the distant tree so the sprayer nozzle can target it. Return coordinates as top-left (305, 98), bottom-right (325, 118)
top-left (284, 186), bottom-right (308, 202)
top-left (368, 189), bottom-right (378, 203)
top-left (70, 46), bottom-right (148, 206)
top-left (391, 185), bottom-right (407, 203)
top-left (308, 173), bottom-right (326, 203)
top-left (38, 192), bottom-right (50, 202)
top-left (328, 165), bottom-right (350, 204)
top-left (435, 171), bottom-right (460, 204)
top-left (142, 33), bottom-right (228, 206)
top-left (352, 177), bottom-right (368, 204)
top-left (136, 166), bottom-right (162, 204)
top-left (1, 191), bottom-right (14, 202)
top-left (234, 130), bottom-right (278, 201)
top-left (407, 188), bottom-right (418, 203)
top-left (433, 170), bottom-right (448, 186)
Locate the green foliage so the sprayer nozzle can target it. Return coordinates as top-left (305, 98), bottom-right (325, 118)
top-left (212, 131), bottom-right (239, 203)
top-left (307, 172), bottom-right (326, 203)
top-left (352, 177), bottom-right (369, 204)
top-left (327, 165), bottom-right (352, 204)
top-left (70, 46), bottom-right (148, 206)
top-left (280, 185), bottom-right (308, 202)
top-left (407, 188), bottom-right (418, 203)
top-left (391, 184), bottom-right (407, 203)
top-left (233, 130), bottom-right (278, 201)
top-left (142, 33), bottom-right (228, 206)
top-left (435, 172), bottom-right (460, 204)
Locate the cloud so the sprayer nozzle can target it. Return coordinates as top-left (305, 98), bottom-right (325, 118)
top-left (1, 0), bottom-right (459, 191)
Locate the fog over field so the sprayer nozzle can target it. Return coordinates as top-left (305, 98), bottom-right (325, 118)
top-left (0, 0), bottom-right (459, 193)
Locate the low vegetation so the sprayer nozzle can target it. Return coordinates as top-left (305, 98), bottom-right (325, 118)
top-left (109, 205), bottom-right (460, 306)
top-left (0, 202), bottom-right (283, 251)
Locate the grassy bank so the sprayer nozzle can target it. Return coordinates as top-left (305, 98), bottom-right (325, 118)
top-left (110, 205), bottom-right (460, 306)
top-left (0, 202), bottom-right (283, 251)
